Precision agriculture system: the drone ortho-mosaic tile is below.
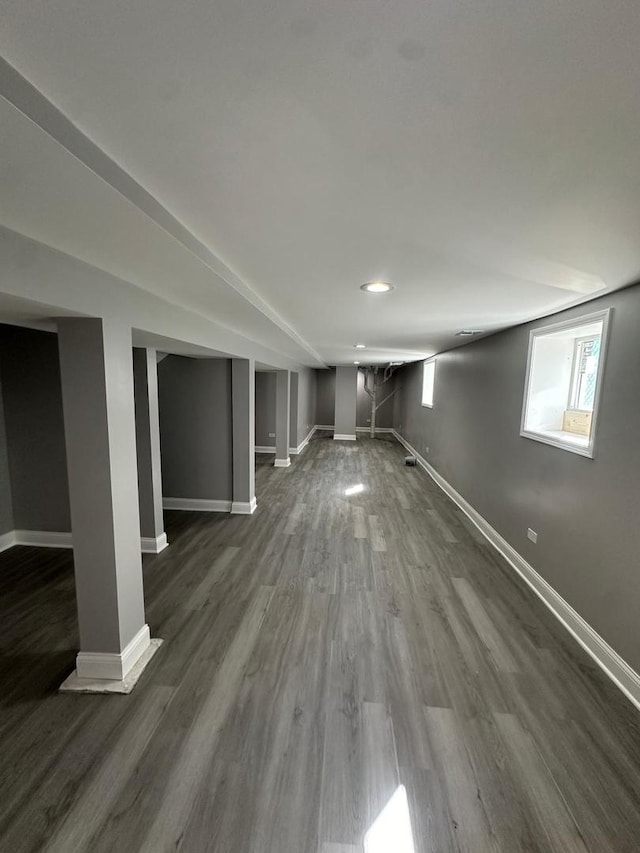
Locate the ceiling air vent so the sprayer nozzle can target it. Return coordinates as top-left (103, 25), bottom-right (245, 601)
top-left (456, 330), bottom-right (484, 337)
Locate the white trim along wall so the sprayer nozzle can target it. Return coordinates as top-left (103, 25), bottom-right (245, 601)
top-left (256, 425), bottom-right (395, 452)
top-left (0, 530), bottom-right (168, 554)
top-left (255, 424), bottom-right (318, 455)
top-left (162, 498), bottom-right (231, 513)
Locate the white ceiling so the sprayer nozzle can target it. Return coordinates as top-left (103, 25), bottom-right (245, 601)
top-left (0, 96), bottom-right (323, 365)
top-left (1, 0), bottom-right (640, 365)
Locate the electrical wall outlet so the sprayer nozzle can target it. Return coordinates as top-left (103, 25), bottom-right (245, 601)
top-left (268, 432), bottom-right (275, 438)
top-left (527, 528), bottom-right (538, 544)
top-left (424, 445), bottom-right (430, 454)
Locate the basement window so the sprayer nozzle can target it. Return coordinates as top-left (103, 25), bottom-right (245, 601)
top-left (421, 359), bottom-right (436, 408)
top-left (520, 309), bottom-right (610, 457)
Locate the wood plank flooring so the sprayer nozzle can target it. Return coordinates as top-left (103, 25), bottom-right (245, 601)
top-left (1, 432), bottom-right (639, 852)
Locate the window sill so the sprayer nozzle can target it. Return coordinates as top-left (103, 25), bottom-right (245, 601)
top-left (521, 427), bottom-right (594, 458)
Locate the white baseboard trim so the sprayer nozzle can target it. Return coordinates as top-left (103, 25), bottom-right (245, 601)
top-left (75, 624), bottom-right (151, 682)
top-left (274, 457), bottom-right (291, 468)
top-left (355, 426), bottom-right (395, 434)
top-left (141, 532), bottom-right (169, 554)
top-left (256, 426), bottom-right (317, 456)
top-left (255, 426), bottom-right (322, 456)
top-left (231, 497), bottom-right (257, 515)
top-left (0, 529), bottom-right (169, 553)
top-left (163, 497), bottom-right (232, 512)
top-left (14, 530), bottom-right (73, 549)
top-left (290, 426), bottom-right (316, 455)
top-left (314, 424), bottom-right (335, 431)
top-left (334, 433), bottom-right (357, 441)
top-left (392, 429), bottom-right (640, 712)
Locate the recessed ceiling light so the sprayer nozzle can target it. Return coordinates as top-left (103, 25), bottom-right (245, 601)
top-left (361, 281), bottom-right (394, 294)
top-left (354, 343), bottom-right (366, 349)
top-left (354, 361), bottom-right (360, 365)
top-left (456, 329), bottom-right (485, 337)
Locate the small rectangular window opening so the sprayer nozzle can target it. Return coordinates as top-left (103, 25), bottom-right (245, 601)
top-left (521, 310), bottom-right (610, 457)
top-left (422, 359), bottom-right (435, 408)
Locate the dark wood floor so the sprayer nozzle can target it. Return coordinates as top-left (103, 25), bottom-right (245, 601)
top-left (1, 433), bottom-right (639, 852)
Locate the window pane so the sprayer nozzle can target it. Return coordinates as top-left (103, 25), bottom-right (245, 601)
top-left (573, 336), bottom-right (600, 411)
top-left (422, 360), bottom-right (435, 407)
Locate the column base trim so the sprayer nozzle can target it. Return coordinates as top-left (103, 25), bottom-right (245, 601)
top-left (162, 498), bottom-right (232, 512)
top-left (61, 637), bottom-right (163, 695)
top-left (75, 623), bottom-right (151, 682)
top-left (141, 532), bottom-right (169, 553)
top-left (274, 457), bottom-right (291, 468)
top-left (231, 498), bottom-right (257, 515)
top-left (333, 433), bottom-right (357, 441)
top-left (391, 429), bottom-right (640, 712)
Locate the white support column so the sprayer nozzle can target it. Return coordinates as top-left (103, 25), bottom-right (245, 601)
top-left (133, 348), bottom-right (168, 553)
top-left (231, 358), bottom-right (257, 514)
top-left (57, 318), bottom-right (160, 693)
top-left (275, 369), bottom-right (291, 467)
top-left (334, 365), bottom-right (358, 440)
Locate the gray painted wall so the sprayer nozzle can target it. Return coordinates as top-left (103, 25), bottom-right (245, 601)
top-left (357, 369), bottom-right (396, 429)
top-left (255, 371), bottom-right (276, 447)
top-left (315, 368), bottom-right (335, 425)
top-left (0, 382), bottom-right (14, 534)
top-left (0, 325), bottom-right (70, 532)
top-left (394, 284), bottom-right (640, 672)
top-left (256, 369), bottom-right (315, 449)
top-left (315, 366), bottom-right (395, 432)
top-left (158, 355), bottom-right (233, 501)
top-left (0, 327), bottom-right (166, 537)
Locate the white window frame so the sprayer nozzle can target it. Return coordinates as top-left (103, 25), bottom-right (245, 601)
top-left (421, 358), bottom-right (436, 408)
top-left (520, 308), bottom-right (611, 458)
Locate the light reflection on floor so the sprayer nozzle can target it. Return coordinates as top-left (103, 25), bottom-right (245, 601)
top-left (344, 483), bottom-right (365, 496)
top-left (363, 784), bottom-right (416, 853)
